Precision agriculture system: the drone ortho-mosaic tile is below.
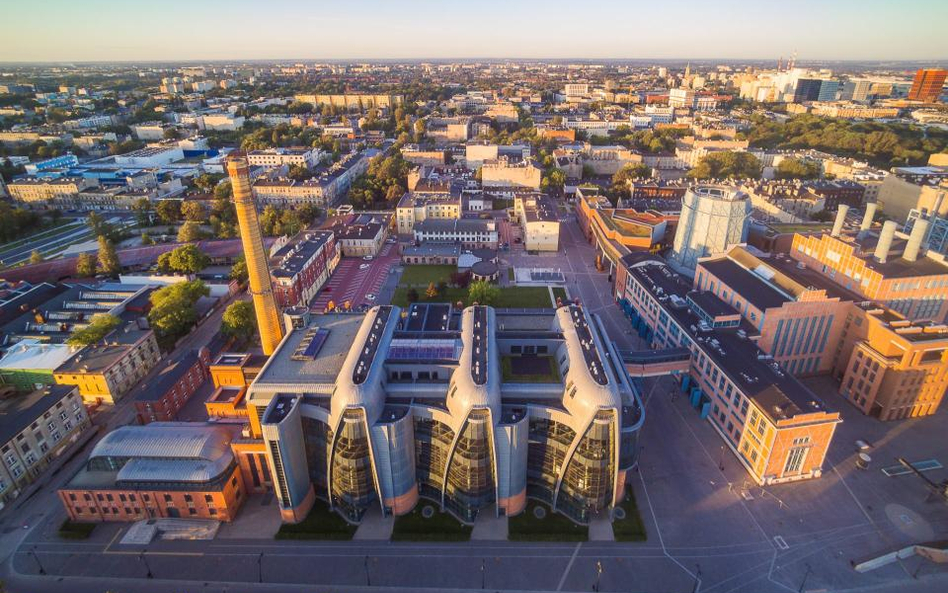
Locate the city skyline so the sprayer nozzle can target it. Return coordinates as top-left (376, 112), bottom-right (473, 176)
top-left (1, 0), bottom-right (947, 63)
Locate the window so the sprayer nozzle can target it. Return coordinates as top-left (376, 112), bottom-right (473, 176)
top-left (784, 446), bottom-right (808, 475)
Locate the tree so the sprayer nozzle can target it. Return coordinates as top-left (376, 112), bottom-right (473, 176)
top-left (468, 280), bottom-right (500, 306)
top-left (86, 212), bottom-right (112, 237)
top-left (158, 244), bottom-right (210, 274)
top-left (66, 314), bottom-right (121, 347)
top-left (221, 301), bottom-right (256, 345)
top-left (131, 197), bottom-right (153, 226)
top-left (612, 163), bottom-right (653, 187)
top-left (541, 169), bottom-right (566, 192)
top-left (141, 232), bottom-right (154, 246)
top-left (775, 158), bottom-right (821, 180)
top-left (147, 280), bottom-right (210, 347)
top-left (177, 221), bottom-right (203, 243)
top-left (28, 250), bottom-right (44, 264)
top-left (450, 270), bottom-right (472, 289)
top-left (75, 252), bottom-right (96, 277)
top-left (425, 282), bottom-right (439, 299)
top-left (180, 201), bottom-right (206, 222)
top-left (96, 236), bottom-right (121, 276)
top-left (287, 164), bottom-right (312, 181)
top-left (192, 174), bottom-right (222, 193)
top-left (163, 127), bottom-right (181, 140)
top-left (230, 256), bottom-right (248, 283)
top-left (155, 200), bottom-right (182, 225)
top-left (406, 288), bottom-right (420, 303)
top-left (213, 180), bottom-right (233, 200)
top-left (688, 152), bottom-right (762, 180)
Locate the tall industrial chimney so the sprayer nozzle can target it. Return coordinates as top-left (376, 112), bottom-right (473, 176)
top-left (831, 205), bottom-right (850, 237)
top-left (859, 203), bottom-right (877, 233)
top-left (227, 156), bottom-right (285, 356)
top-left (874, 220), bottom-right (898, 264)
top-left (903, 218), bottom-right (929, 262)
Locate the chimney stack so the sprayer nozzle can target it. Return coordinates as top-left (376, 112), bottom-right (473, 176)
top-left (831, 205), bottom-right (850, 237)
top-left (227, 156), bottom-right (285, 356)
top-left (874, 220), bottom-right (898, 263)
top-left (859, 203), bottom-right (877, 234)
top-left (903, 218), bottom-right (929, 262)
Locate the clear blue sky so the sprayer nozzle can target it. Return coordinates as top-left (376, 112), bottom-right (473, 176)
top-left (1, 0), bottom-right (946, 62)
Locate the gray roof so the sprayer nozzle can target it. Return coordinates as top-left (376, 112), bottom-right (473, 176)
top-left (88, 422), bottom-right (232, 463)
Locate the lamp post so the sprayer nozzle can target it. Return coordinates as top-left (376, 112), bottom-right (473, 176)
top-left (139, 550), bottom-right (153, 579)
top-left (30, 547), bottom-right (46, 575)
top-left (481, 558), bottom-right (486, 589)
top-left (593, 560), bottom-right (602, 592)
top-left (364, 554), bottom-right (371, 586)
top-left (798, 563), bottom-right (812, 592)
top-left (258, 552), bottom-right (264, 583)
top-left (718, 445), bottom-right (725, 471)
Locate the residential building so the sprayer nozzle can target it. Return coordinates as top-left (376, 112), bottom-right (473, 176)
top-left (412, 218), bottom-right (498, 250)
top-left (0, 385), bottom-right (91, 506)
top-left (514, 194), bottom-right (560, 251)
top-left (481, 156), bottom-right (542, 190)
top-left (269, 230), bottom-right (339, 308)
top-left (330, 215), bottom-right (388, 257)
top-left (133, 348), bottom-right (211, 424)
top-left (58, 423), bottom-right (245, 522)
top-left (247, 303), bottom-right (644, 524)
top-left (396, 192), bottom-right (461, 234)
top-left (293, 94), bottom-right (403, 110)
top-left (400, 145), bottom-right (448, 166)
top-left (7, 176), bottom-right (97, 205)
top-left (246, 147), bottom-right (323, 169)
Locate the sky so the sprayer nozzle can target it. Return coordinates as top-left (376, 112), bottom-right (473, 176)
top-left (1, 0), bottom-right (946, 63)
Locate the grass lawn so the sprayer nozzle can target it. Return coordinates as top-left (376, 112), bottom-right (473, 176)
top-left (274, 500), bottom-right (356, 540)
top-left (612, 486), bottom-right (647, 542)
top-left (501, 355), bottom-right (561, 383)
top-left (398, 265), bottom-right (455, 286)
top-left (551, 287), bottom-right (568, 303)
top-left (507, 267), bottom-right (515, 281)
top-left (508, 501), bottom-right (588, 542)
top-left (391, 503), bottom-right (472, 541)
top-left (392, 286), bottom-right (553, 309)
top-left (58, 519), bottom-right (96, 540)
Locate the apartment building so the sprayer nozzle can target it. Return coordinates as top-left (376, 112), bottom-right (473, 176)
top-left (0, 385), bottom-right (91, 506)
top-left (329, 216), bottom-right (387, 257)
top-left (246, 147), bottom-right (323, 169)
top-left (412, 218), bottom-right (498, 250)
top-left (514, 194), bottom-right (561, 252)
top-left (8, 176), bottom-right (97, 205)
top-left (395, 192), bottom-right (462, 234)
top-left (269, 230), bottom-right (339, 308)
top-left (133, 348), bottom-right (211, 424)
top-left (481, 157), bottom-right (542, 190)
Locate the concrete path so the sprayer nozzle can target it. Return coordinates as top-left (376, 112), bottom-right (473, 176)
top-left (353, 505), bottom-right (393, 540)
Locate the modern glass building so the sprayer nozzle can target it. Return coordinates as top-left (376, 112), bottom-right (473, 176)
top-left (247, 303), bottom-right (644, 525)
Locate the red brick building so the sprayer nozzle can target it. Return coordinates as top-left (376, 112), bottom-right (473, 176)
top-left (133, 347), bottom-right (211, 424)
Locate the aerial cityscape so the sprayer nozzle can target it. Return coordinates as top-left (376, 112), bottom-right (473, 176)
top-left (0, 2), bottom-right (947, 592)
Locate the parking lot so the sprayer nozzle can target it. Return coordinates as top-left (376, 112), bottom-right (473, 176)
top-left (310, 241), bottom-right (400, 311)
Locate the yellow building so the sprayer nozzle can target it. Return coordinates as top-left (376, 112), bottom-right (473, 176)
top-left (396, 192), bottom-right (461, 234)
top-left (53, 329), bottom-right (160, 405)
top-left (8, 177), bottom-right (96, 205)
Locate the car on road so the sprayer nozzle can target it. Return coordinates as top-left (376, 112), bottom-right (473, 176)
top-left (363, 255), bottom-right (374, 261)
top-left (359, 263), bottom-right (371, 270)
top-left (365, 293), bottom-right (376, 301)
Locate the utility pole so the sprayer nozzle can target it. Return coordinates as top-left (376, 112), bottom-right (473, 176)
top-left (364, 554), bottom-right (371, 586)
top-left (258, 552), bottom-right (264, 583)
top-left (481, 558), bottom-right (486, 589)
top-left (594, 560), bottom-right (602, 592)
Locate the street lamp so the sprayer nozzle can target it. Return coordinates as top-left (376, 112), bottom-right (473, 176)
top-left (798, 563), bottom-right (812, 593)
top-left (481, 558), bottom-right (486, 589)
top-left (593, 560), bottom-right (602, 592)
top-left (30, 546), bottom-right (46, 575)
top-left (140, 550), bottom-right (153, 579)
top-left (718, 445), bottom-right (725, 471)
top-left (258, 552), bottom-right (264, 583)
top-left (364, 554), bottom-right (371, 586)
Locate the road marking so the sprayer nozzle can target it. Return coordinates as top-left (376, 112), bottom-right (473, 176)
top-left (556, 542), bottom-right (582, 591)
top-left (773, 535), bottom-right (789, 550)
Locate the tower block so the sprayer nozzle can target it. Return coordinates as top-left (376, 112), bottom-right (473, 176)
top-left (226, 156), bottom-right (284, 355)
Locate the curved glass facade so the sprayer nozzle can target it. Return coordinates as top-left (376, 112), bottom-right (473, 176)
top-left (302, 417), bottom-right (333, 497)
top-left (330, 409), bottom-right (376, 522)
top-left (443, 408), bottom-right (496, 522)
top-left (557, 410), bottom-right (616, 523)
top-left (526, 418), bottom-right (575, 505)
top-left (413, 417), bottom-right (454, 502)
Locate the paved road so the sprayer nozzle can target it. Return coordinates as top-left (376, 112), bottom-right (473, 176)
top-left (312, 242), bottom-right (400, 311)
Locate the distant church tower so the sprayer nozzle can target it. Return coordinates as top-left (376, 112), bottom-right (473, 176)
top-left (227, 155), bottom-right (284, 355)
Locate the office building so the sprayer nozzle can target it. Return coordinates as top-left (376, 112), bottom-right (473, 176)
top-left (133, 348), bottom-right (211, 424)
top-left (480, 157), bottom-right (542, 190)
top-left (227, 157), bottom-right (284, 356)
top-left (669, 186), bottom-right (751, 275)
top-left (248, 303), bottom-right (644, 525)
top-left (246, 147), bottom-right (323, 169)
top-left (908, 69), bottom-right (947, 103)
top-left (412, 219), bottom-right (498, 250)
top-left (514, 194), bottom-right (560, 252)
top-left (59, 423), bottom-right (245, 522)
top-left (396, 192), bottom-right (462, 235)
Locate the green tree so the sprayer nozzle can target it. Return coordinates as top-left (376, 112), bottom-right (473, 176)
top-left (75, 252), bottom-right (97, 277)
top-left (221, 301), bottom-right (256, 344)
top-left (155, 200), bottom-right (182, 225)
top-left (468, 280), bottom-right (500, 306)
top-left (66, 314), bottom-right (121, 347)
top-left (612, 163), bottom-right (653, 187)
top-left (688, 152), bottom-right (762, 180)
top-left (28, 250), bottom-right (44, 265)
top-left (96, 236), bottom-right (121, 276)
top-left (180, 201), bottom-right (206, 222)
top-left (287, 164), bottom-right (312, 181)
top-left (541, 169), bottom-right (566, 192)
top-left (86, 211), bottom-right (113, 237)
top-left (158, 244), bottom-right (210, 274)
top-left (230, 256), bottom-right (248, 283)
top-left (775, 158), bottom-right (821, 180)
top-left (147, 280), bottom-right (210, 347)
top-left (406, 287), bottom-right (420, 303)
top-left (177, 221), bottom-right (203, 243)
top-left (192, 173), bottom-right (222, 193)
top-left (213, 180), bottom-right (233, 200)
top-left (141, 232), bottom-right (154, 246)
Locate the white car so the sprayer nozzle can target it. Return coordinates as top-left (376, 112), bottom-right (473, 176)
top-left (365, 293), bottom-right (377, 301)
top-left (363, 255), bottom-right (374, 261)
top-left (359, 263), bottom-right (370, 270)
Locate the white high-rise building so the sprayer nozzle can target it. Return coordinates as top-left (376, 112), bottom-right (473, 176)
top-left (669, 185), bottom-right (751, 275)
